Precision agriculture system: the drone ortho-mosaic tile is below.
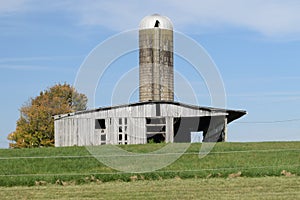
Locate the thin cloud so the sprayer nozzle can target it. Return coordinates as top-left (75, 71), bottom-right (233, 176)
top-left (0, 64), bottom-right (51, 71)
top-left (64, 0), bottom-right (300, 37)
top-left (1, 0), bottom-right (300, 37)
top-left (228, 91), bottom-right (300, 97)
top-left (0, 0), bottom-right (29, 14)
top-left (0, 64), bottom-right (73, 71)
top-left (225, 75), bottom-right (300, 85)
top-left (0, 55), bottom-right (85, 63)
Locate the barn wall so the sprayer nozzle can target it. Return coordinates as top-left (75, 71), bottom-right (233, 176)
top-left (54, 103), bottom-right (228, 147)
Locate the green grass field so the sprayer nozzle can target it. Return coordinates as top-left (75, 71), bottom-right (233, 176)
top-left (0, 142), bottom-right (299, 187)
top-left (0, 177), bottom-right (299, 199)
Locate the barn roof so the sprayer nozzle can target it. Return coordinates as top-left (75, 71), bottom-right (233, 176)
top-left (54, 101), bottom-right (246, 123)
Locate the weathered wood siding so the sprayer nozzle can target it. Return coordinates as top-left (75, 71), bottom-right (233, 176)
top-left (54, 103), bottom-right (228, 147)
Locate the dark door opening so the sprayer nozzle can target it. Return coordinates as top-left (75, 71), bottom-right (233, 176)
top-left (173, 117), bottom-right (212, 142)
top-left (147, 133), bottom-right (165, 143)
top-left (173, 116), bottom-right (226, 143)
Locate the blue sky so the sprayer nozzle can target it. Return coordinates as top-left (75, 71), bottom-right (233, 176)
top-left (1, 0), bottom-right (300, 148)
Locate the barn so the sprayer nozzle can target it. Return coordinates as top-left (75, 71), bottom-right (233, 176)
top-left (54, 101), bottom-right (245, 146)
top-left (54, 14), bottom-right (246, 147)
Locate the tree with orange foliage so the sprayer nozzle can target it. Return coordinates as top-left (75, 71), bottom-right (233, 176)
top-left (7, 83), bottom-right (87, 148)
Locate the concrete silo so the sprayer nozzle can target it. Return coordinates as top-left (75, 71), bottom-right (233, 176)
top-left (139, 14), bottom-right (174, 102)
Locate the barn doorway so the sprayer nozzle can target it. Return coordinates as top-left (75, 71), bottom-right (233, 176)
top-left (173, 117), bottom-right (201, 142)
top-left (173, 116), bottom-right (226, 143)
top-left (173, 117), bottom-right (213, 142)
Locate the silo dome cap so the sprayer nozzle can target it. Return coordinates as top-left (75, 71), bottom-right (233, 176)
top-left (139, 14), bottom-right (173, 30)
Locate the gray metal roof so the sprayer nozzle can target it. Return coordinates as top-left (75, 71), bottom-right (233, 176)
top-left (54, 101), bottom-right (246, 123)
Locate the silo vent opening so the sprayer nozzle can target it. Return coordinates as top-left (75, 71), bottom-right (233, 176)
top-left (154, 20), bottom-right (160, 27)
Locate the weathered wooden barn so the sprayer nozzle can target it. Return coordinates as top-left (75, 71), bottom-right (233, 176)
top-left (54, 14), bottom-right (246, 147)
top-left (54, 101), bottom-right (245, 146)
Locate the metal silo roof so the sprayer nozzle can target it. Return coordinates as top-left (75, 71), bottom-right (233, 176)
top-left (139, 14), bottom-right (173, 30)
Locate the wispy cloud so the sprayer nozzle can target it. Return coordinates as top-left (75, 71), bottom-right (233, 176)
top-left (228, 91), bottom-right (300, 97)
top-left (1, 0), bottom-right (300, 38)
top-left (0, 64), bottom-right (73, 71)
top-left (64, 0), bottom-right (300, 37)
top-left (0, 64), bottom-right (52, 71)
top-left (0, 0), bottom-right (29, 14)
top-left (0, 55), bottom-right (84, 63)
top-left (224, 75), bottom-right (300, 85)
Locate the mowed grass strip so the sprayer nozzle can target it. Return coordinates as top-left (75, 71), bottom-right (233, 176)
top-left (0, 142), bottom-right (299, 186)
top-left (0, 177), bottom-right (299, 200)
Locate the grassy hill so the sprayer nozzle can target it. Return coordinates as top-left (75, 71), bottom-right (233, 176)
top-left (0, 142), bottom-right (299, 186)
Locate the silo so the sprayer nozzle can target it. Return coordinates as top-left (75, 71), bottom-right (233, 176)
top-left (139, 14), bottom-right (174, 102)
